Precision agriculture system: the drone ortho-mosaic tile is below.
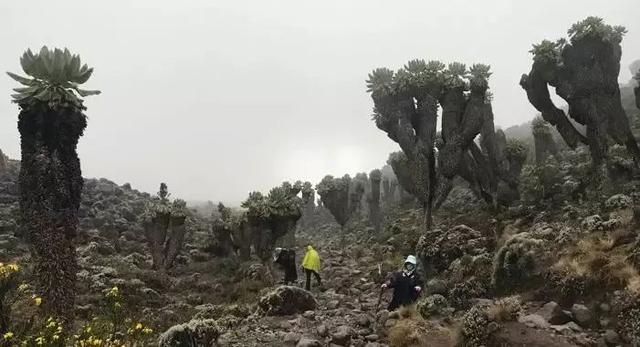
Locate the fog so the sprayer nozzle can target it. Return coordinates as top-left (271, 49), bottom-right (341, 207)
top-left (1, 0), bottom-right (638, 204)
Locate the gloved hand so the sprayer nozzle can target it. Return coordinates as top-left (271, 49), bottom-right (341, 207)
top-left (414, 286), bottom-right (422, 293)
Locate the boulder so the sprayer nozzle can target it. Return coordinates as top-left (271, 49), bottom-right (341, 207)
top-left (331, 325), bottom-right (353, 346)
top-left (536, 302), bottom-right (570, 325)
top-left (258, 286), bottom-right (317, 316)
top-left (603, 330), bottom-right (621, 345)
top-left (571, 304), bottom-right (592, 326)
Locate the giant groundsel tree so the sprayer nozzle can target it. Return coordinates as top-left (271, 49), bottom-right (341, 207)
top-left (242, 182), bottom-right (303, 263)
top-left (7, 47), bottom-right (100, 327)
top-left (316, 175), bottom-right (351, 229)
top-left (142, 183), bottom-right (189, 270)
top-left (520, 17), bottom-right (640, 173)
top-left (367, 60), bottom-right (522, 228)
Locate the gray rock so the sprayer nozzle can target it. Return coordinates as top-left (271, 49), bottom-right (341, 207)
top-left (332, 325), bottom-right (353, 346)
top-left (536, 302), bottom-right (570, 325)
top-left (284, 332), bottom-right (302, 345)
top-left (296, 338), bottom-right (322, 347)
top-left (550, 322), bottom-right (582, 335)
top-left (357, 314), bottom-right (371, 327)
top-left (519, 314), bottom-right (550, 329)
top-left (317, 324), bottom-right (327, 336)
top-left (603, 330), bottom-right (621, 345)
top-left (258, 286), bottom-right (317, 316)
top-left (571, 304), bottom-right (592, 326)
top-left (365, 334), bottom-right (379, 341)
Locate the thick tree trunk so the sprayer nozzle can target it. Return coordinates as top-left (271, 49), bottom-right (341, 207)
top-left (533, 130), bottom-right (559, 165)
top-left (0, 149), bottom-right (6, 173)
top-left (18, 101), bottom-right (87, 328)
top-left (368, 173), bottom-right (381, 232)
top-left (164, 215), bottom-right (187, 270)
top-left (144, 213), bottom-right (171, 270)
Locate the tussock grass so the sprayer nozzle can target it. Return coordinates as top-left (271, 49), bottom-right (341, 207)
top-left (552, 233), bottom-right (640, 294)
top-left (388, 306), bottom-right (428, 347)
top-left (487, 296), bottom-right (523, 323)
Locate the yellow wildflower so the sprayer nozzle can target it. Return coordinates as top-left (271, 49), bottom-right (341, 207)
top-left (18, 283), bottom-right (29, 291)
top-left (142, 327), bottom-right (153, 334)
top-left (3, 331), bottom-right (14, 339)
top-left (8, 263), bottom-right (19, 271)
top-left (34, 296), bottom-right (42, 306)
top-left (135, 323), bottom-right (143, 330)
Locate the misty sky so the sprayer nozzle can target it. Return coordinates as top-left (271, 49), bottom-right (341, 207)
top-left (1, 1), bottom-right (639, 205)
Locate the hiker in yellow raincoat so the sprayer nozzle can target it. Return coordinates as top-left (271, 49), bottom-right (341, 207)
top-left (301, 245), bottom-right (322, 290)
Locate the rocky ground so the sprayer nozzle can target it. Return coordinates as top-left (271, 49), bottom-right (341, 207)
top-left (208, 218), bottom-right (629, 347)
top-left (2, 154), bottom-right (640, 346)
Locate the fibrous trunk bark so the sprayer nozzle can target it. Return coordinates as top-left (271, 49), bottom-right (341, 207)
top-left (164, 215), bottom-right (187, 270)
top-left (368, 173), bottom-right (381, 232)
top-left (144, 213), bottom-right (186, 270)
top-left (0, 149), bottom-right (6, 173)
top-left (18, 101), bottom-right (87, 328)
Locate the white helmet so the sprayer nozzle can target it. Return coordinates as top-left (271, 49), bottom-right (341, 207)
top-left (273, 247), bottom-right (283, 262)
top-left (404, 255), bottom-right (417, 265)
top-left (403, 255), bottom-right (417, 275)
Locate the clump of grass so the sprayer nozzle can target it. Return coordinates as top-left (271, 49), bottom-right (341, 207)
top-left (388, 306), bottom-right (427, 347)
top-left (552, 233), bottom-right (640, 292)
top-left (487, 296), bottom-right (523, 322)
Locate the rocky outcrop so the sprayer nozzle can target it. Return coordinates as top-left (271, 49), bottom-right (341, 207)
top-left (257, 286), bottom-right (317, 316)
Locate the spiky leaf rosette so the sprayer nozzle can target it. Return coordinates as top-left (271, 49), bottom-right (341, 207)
top-left (242, 191), bottom-right (269, 220)
top-left (505, 138), bottom-right (528, 164)
top-left (7, 46), bottom-right (100, 108)
top-left (241, 182), bottom-right (303, 222)
top-left (266, 183), bottom-right (303, 219)
top-left (567, 16), bottom-right (626, 44)
top-left (531, 116), bottom-right (552, 136)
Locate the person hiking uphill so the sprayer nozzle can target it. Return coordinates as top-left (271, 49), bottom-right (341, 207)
top-left (301, 245), bottom-right (322, 290)
top-left (274, 247), bottom-right (297, 285)
top-left (381, 255), bottom-right (423, 311)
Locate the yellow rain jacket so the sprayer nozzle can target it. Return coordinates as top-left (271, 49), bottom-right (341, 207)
top-left (302, 245), bottom-right (321, 273)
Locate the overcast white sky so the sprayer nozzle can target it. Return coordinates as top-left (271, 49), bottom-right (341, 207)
top-left (0, 0), bottom-right (638, 204)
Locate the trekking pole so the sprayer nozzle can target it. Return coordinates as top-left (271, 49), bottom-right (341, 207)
top-left (375, 286), bottom-right (384, 313)
top-left (373, 286), bottom-right (385, 333)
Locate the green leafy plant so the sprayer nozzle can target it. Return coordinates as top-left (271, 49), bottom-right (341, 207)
top-left (567, 16), bottom-right (626, 44)
top-left (7, 46), bottom-right (100, 108)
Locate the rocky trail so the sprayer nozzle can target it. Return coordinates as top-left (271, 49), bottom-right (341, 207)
top-left (215, 230), bottom-right (594, 347)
